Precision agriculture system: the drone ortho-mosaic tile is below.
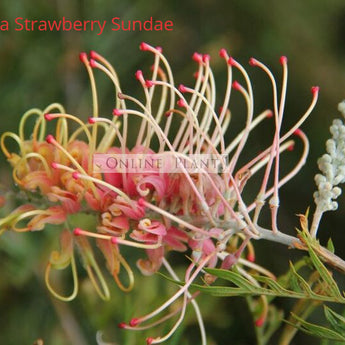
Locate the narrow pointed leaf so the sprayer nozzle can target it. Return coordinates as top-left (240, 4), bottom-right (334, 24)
top-left (324, 306), bottom-right (345, 334)
top-left (288, 313), bottom-right (345, 342)
top-left (327, 238), bottom-right (335, 254)
top-left (300, 232), bottom-right (344, 301)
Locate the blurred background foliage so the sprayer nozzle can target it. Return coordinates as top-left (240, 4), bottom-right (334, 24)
top-left (1, 0), bottom-right (345, 344)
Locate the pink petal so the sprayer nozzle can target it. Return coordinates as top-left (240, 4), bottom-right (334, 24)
top-left (136, 175), bottom-right (166, 199)
top-left (130, 230), bottom-right (158, 243)
top-left (139, 219), bottom-right (166, 236)
top-left (136, 247), bottom-right (164, 276)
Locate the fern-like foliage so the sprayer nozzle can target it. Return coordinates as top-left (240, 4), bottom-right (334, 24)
top-left (192, 234), bottom-right (345, 303)
top-left (286, 306), bottom-right (345, 343)
top-left (183, 230), bottom-right (345, 344)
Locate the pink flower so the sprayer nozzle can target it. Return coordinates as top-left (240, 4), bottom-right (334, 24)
top-left (0, 43), bottom-right (319, 344)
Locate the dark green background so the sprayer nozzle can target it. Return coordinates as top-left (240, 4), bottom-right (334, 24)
top-left (1, 1), bottom-right (345, 344)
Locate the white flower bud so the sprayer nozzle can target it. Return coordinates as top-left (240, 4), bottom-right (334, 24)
top-left (314, 174), bottom-right (326, 185)
top-left (332, 186), bottom-right (342, 198)
top-left (338, 100), bottom-right (345, 117)
top-left (330, 201), bottom-right (338, 211)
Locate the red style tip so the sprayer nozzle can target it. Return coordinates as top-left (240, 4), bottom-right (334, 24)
top-left (287, 143), bottom-right (295, 151)
top-left (135, 70), bottom-right (144, 81)
top-left (112, 109), bottom-right (123, 116)
top-left (145, 80), bottom-right (154, 88)
top-left (156, 46), bottom-right (163, 53)
top-left (219, 48), bottom-right (228, 59)
top-left (140, 42), bottom-right (150, 51)
top-left (88, 117), bottom-right (96, 124)
top-left (111, 237), bottom-right (118, 244)
top-left (51, 162), bottom-right (58, 169)
top-left (146, 337), bottom-right (154, 345)
top-left (311, 86), bottom-right (320, 95)
top-left (178, 84), bottom-right (188, 93)
top-left (202, 54), bottom-right (211, 63)
top-left (139, 42), bottom-right (150, 51)
top-left (138, 198), bottom-right (146, 207)
top-left (266, 110), bottom-right (273, 118)
top-left (72, 171), bottom-right (80, 180)
top-left (232, 81), bottom-right (241, 90)
top-left (89, 50), bottom-right (98, 59)
top-left (279, 56), bottom-right (288, 65)
top-left (165, 111), bottom-right (172, 117)
top-left (249, 57), bottom-right (258, 66)
top-left (118, 322), bottom-right (127, 329)
top-left (73, 228), bottom-right (83, 236)
top-left (177, 99), bottom-right (187, 108)
top-left (117, 92), bottom-right (124, 100)
top-left (227, 57), bottom-right (236, 66)
top-left (79, 52), bottom-right (88, 63)
top-left (46, 134), bottom-right (55, 144)
top-left (192, 52), bottom-right (203, 63)
top-left (129, 318), bottom-right (140, 327)
top-left (44, 113), bottom-right (54, 121)
top-left (89, 59), bottom-right (97, 68)
top-left (247, 253), bottom-right (255, 262)
top-left (193, 71), bottom-right (199, 79)
top-left (255, 316), bottom-right (265, 327)
top-left (294, 129), bottom-right (302, 136)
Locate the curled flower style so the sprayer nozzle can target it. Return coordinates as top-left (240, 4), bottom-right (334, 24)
top-left (1, 43), bottom-right (322, 344)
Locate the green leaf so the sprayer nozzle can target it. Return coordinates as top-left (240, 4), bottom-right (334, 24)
top-left (289, 262), bottom-right (315, 296)
top-left (327, 238), bottom-right (335, 254)
top-left (324, 306), bottom-right (345, 334)
top-left (299, 231), bottom-right (344, 301)
top-left (254, 275), bottom-right (291, 295)
top-left (287, 267), bottom-right (304, 293)
top-left (205, 268), bottom-right (264, 293)
top-left (190, 284), bottom-right (268, 297)
top-left (288, 313), bottom-right (345, 342)
top-left (193, 266), bottom-right (344, 303)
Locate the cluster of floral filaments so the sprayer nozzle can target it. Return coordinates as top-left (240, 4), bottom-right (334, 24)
top-left (1, 43), bottom-right (322, 344)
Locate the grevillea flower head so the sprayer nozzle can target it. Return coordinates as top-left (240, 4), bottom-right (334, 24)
top-left (0, 42), bottom-right (319, 344)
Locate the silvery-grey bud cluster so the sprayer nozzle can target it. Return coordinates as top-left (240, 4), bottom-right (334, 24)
top-left (313, 102), bottom-right (345, 212)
